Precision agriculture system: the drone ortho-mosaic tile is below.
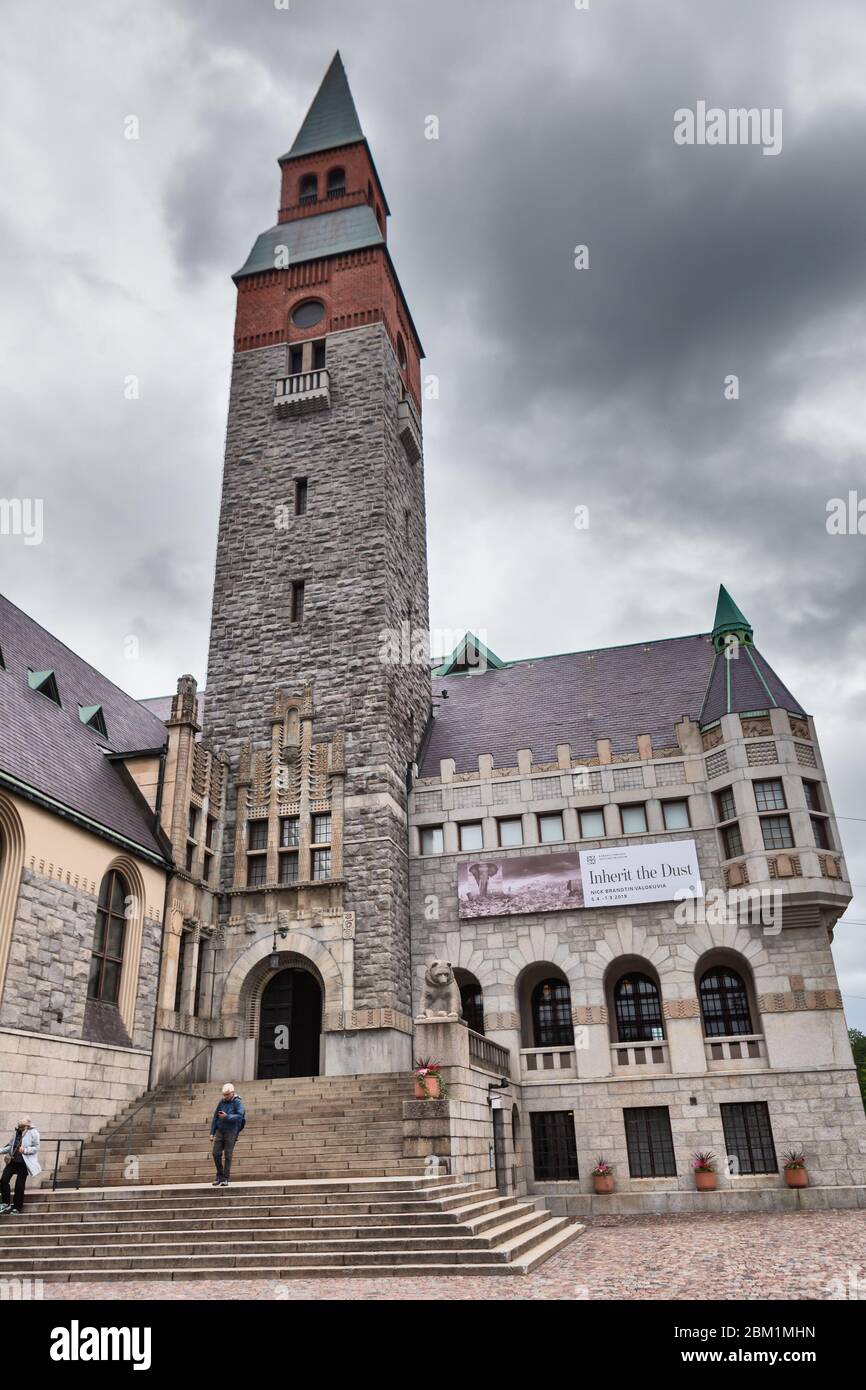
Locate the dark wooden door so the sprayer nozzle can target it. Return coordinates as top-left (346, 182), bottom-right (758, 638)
top-left (257, 970), bottom-right (321, 1079)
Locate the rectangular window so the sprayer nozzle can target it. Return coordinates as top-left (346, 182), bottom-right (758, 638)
top-left (812, 816), bottom-right (831, 850)
top-left (720, 1102), bottom-right (777, 1175)
top-left (761, 814), bottom-right (794, 850)
top-left (529, 1111), bottom-right (579, 1181)
top-left (662, 799), bottom-right (690, 830)
top-left (754, 778), bottom-right (786, 812)
top-left (185, 842), bottom-right (195, 875)
top-left (621, 804), bottom-right (648, 834)
top-left (538, 812), bottom-right (564, 844)
top-left (624, 1107), bottom-right (677, 1178)
top-left (280, 816), bottom-right (300, 847)
top-left (248, 820), bottom-right (268, 851)
top-left (294, 477), bottom-right (308, 516)
top-left (202, 852), bottom-right (213, 884)
top-left (289, 345), bottom-right (303, 374)
top-left (291, 580), bottom-right (305, 623)
top-left (579, 808), bottom-right (605, 838)
top-left (173, 930), bottom-right (188, 1014)
top-left (188, 806), bottom-right (199, 840)
top-left (420, 826), bottom-right (444, 855)
top-left (311, 813), bottom-right (331, 844)
top-left (497, 817), bottom-right (523, 848)
top-left (459, 822), bottom-right (483, 852)
top-left (246, 854), bottom-right (267, 888)
top-left (193, 939), bottom-right (206, 1018)
top-left (312, 339), bottom-right (326, 370)
top-left (802, 781), bottom-right (823, 813)
top-left (715, 787), bottom-right (737, 823)
top-left (205, 816), bottom-right (216, 849)
top-left (721, 822), bottom-right (744, 859)
top-left (312, 848), bottom-right (332, 880)
top-left (279, 852), bottom-right (299, 884)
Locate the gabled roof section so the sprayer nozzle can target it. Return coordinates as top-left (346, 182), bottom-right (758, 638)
top-left (233, 203), bottom-right (384, 281)
top-left (433, 632), bottom-right (506, 677)
top-left (0, 594), bottom-right (171, 863)
top-left (281, 52), bottom-right (364, 160)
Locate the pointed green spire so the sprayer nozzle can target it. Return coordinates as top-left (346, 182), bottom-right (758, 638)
top-left (711, 585), bottom-right (753, 651)
top-left (282, 52), bottom-right (364, 160)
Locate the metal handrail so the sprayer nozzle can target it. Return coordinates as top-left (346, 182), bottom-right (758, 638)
top-left (99, 1041), bottom-right (212, 1185)
top-left (47, 1137), bottom-right (85, 1190)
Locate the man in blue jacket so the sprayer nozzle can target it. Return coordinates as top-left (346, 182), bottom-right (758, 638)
top-left (210, 1083), bottom-right (245, 1187)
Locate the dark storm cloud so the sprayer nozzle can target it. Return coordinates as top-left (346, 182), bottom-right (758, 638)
top-left (1, 0), bottom-right (866, 1018)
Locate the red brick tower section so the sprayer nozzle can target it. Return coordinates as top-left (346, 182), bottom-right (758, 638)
top-left (232, 52), bottom-right (422, 411)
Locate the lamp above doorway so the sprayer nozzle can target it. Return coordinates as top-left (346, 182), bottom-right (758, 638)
top-left (269, 924), bottom-right (289, 971)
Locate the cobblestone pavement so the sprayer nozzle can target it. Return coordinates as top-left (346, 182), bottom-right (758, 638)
top-left (43, 1210), bottom-right (866, 1300)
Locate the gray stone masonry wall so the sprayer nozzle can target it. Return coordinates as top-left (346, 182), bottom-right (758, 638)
top-left (0, 869), bottom-right (160, 1049)
top-left (204, 324), bottom-right (431, 1015)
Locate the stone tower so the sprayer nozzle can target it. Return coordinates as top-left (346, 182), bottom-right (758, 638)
top-left (203, 53), bottom-right (431, 1077)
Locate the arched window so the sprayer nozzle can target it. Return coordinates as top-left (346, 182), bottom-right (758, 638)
top-left (396, 333), bottom-right (407, 372)
top-left (531, 978), bottom-right (574, 1047)
top-left (614, 972), bottom-right (664, 1042)
top-left (699, 966), bottom-right (753, 1037)
top-left (88, 869), bottom-right (128, 1004)
top-left (459, 980), bottom-right (484, 1035)
top-left (299, 173), bottom-right (318, 204)
top-left (327, 167), bottom-right (346, 197)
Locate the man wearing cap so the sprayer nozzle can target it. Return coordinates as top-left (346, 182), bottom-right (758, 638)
top-left (0, 1117), bottom-right (41, 1214)
top-left (209, 1083), bottom-right (245, 1187)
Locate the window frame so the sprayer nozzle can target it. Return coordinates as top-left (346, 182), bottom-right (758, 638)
top-left (613, 972), bottom-right (665, 1043)
top-left (420, 825), bottom-right (444, 856)
top-left (537, 812), bottom-right (564, 844)
top-left (497, 816), bottom-right (524, 848)
top-left (578, 807), bottom-right (605, 839)
top-left (620, 802), bottom-right (648, 835)
top-left (88, 869), bottom-right (128, 1006)
top-left (458, 821), bottom-right (483, 852)
top-left (760, 814), bottom-right (794, 851)
top-left (661, 798), bottom-right (690, 831)
top-left (531, 978), bottom-right (574, 1048)
top-left (699, 966), bottom-right (753, 1037)
top-left (720, 1101), bottom-right (778, 1175)
top-left (753, 778), bottom-right (786, 813)
top-left (529, 1111), bottom-right (579, 1181)
top-left (623, 1106), bottom-right (677, 1178)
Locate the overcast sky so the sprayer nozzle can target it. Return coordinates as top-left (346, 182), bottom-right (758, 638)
top-left (2, 0), bottom-right (866, 1023)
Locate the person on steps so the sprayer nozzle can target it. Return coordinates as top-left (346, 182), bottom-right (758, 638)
top-left (210, 1083), bottom-right (245, 1187)
top-left (0, 1117), bottom-right (41, 1214)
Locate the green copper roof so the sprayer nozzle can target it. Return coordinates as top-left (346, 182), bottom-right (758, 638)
top-left (711, 584), bottom-right (753, 651)
top-left (233, 203), bottom-right (384, 281)
top-left (434, 633), bottom-right (506, 677)
top-left (281, 52), bottom-right (364, 160)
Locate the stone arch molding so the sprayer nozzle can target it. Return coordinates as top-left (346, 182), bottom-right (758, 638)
top-left (106, 853), bottom-right (148, 1040)
top-left (0, 792), bottom-right (26, 1007)
top-left (223, 931), bottom-right (345, 1034)
top-left (583, 915), bottom-right (773, 1011)
top-left (440, 923), bottom-right (584, 1016)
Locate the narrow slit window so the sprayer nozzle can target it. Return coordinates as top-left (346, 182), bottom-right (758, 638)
top-left (291, 581), bottom-right (305, 623)
top-left (294, 478), bottom-right (308, 516)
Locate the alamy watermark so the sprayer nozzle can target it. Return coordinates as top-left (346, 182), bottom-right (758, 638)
top-left (674, 102), bottom-right (782, 157)
top-left (0, 498), bottom-right (43, 546)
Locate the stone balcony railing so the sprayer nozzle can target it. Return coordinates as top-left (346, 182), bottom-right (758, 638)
top-left (397, 393), bottom-right (422, 463)
top-left (520, 1045), bottom-right (576, 1080)
top-left (610, 1039), bottom-right (671, 1073)
top-left (467, 1029), bottom-right (510, 1077)
top-left (274, 369), bottom-right (331, 418)
top-left (704, 1033), bottom-right (768, 1068)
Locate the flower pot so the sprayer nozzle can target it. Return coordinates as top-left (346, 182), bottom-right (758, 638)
top-left (784, 1166), bottom-right (808, 1188)
top-left (694, 1170), bottom-right (717, 1191)
top-left (414, 1075), bottom-right (441, 1100)
top-left (592, 1174), bottom-right (614, 1195)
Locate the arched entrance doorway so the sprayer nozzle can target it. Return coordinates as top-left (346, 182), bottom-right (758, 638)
top-left (256, 968), bottom-right (322, 1079)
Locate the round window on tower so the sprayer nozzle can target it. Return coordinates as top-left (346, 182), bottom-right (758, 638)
top-left (291, 299), bottom-right (325, 329)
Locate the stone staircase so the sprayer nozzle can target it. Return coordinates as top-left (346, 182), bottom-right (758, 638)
top-left (75, 1073), bottom-right (424, 1185)
top-left (0, 1177), bottom-right (584, 1281)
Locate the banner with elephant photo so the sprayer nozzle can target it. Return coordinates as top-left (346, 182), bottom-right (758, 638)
top-left (457, 840), bottom-right (702, 918)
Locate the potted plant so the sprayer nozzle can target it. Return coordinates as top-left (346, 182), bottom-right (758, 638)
top-left (692, 1150), bottom-right (718, 1191)
top-left (413, 1058), bottom-right (445, 1100)
top-left (783, 1149), bottom-right (808, 1188)
top-left (590, 1158), bottom-right (614, 1195)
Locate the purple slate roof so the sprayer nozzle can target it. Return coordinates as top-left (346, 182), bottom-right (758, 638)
top-left (420, 633), bottom-right (805, 776)
top-left (699, 645), bottom-right (805, 726)
top-left (0, 594), bottom-right (170, 861)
